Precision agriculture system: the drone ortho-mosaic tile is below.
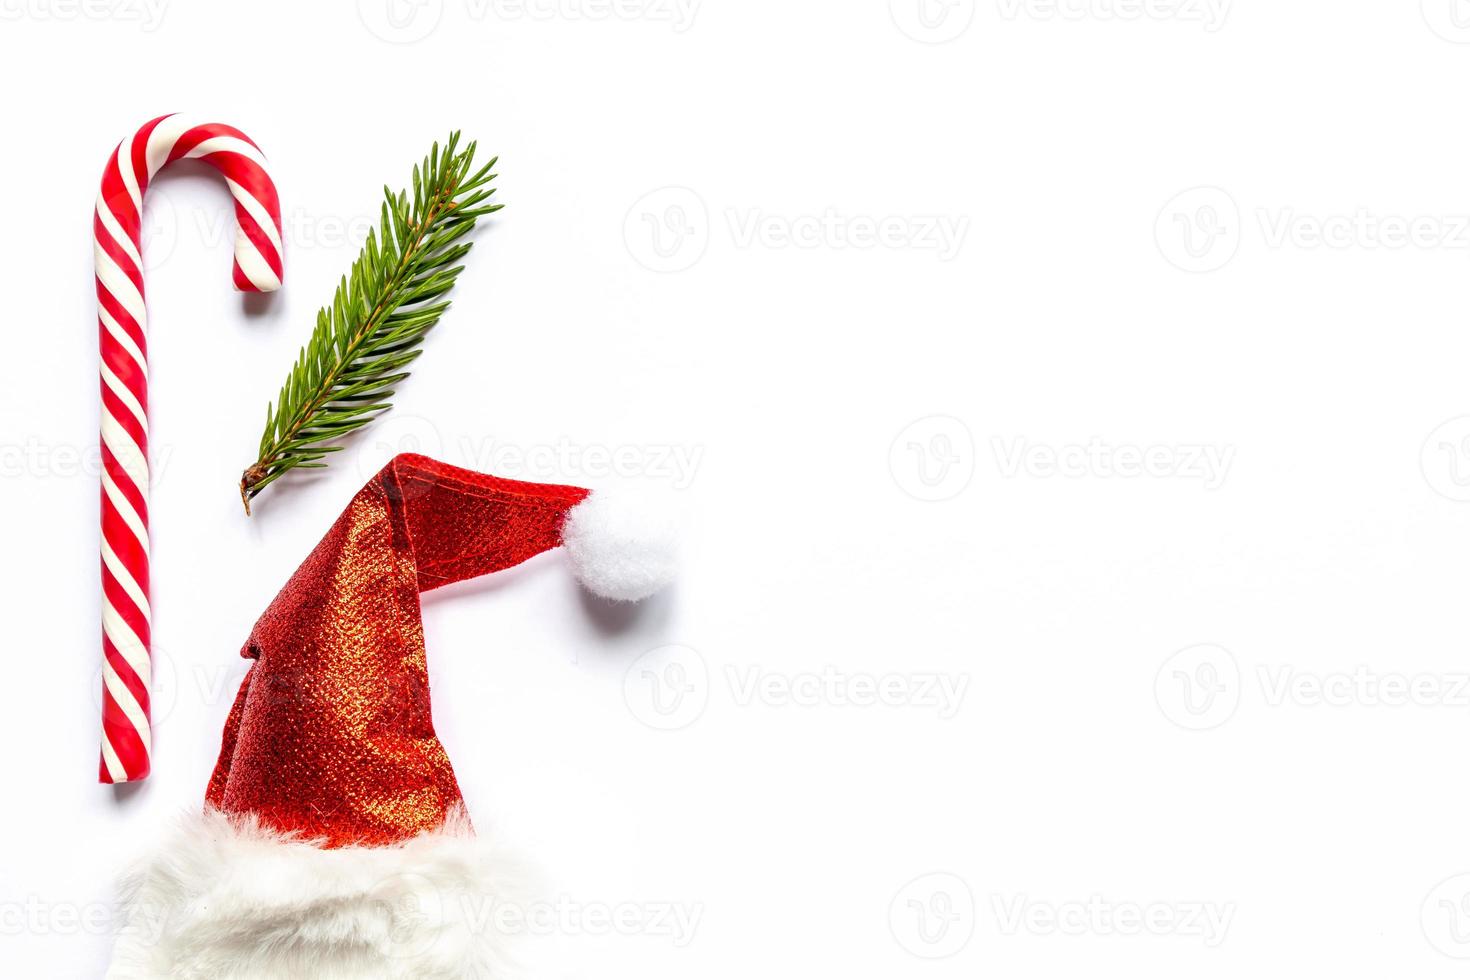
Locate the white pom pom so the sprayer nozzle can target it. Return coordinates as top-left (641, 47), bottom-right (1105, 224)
top-left (562, 489), bottom-right (678, 602)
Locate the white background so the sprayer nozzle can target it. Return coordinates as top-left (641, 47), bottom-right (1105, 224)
top-left (4, 0), bottom-right (1470, 976)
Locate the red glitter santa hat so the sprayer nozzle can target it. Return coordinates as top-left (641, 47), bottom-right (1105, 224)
top-left (106, 454), bottom-right (676, 979)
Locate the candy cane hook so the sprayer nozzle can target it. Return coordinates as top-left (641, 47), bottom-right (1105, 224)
top-left (94, 114), bottom-right (285, 783)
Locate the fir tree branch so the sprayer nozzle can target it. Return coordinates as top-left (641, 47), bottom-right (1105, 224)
top-left (239, 133), bottom-right (501, 514)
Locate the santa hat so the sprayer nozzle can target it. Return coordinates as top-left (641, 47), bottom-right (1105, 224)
top-left (106, 454), bottom-right (676, 979)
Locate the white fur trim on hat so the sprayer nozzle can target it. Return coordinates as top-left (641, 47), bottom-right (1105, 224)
top-left (106, 808), bottom-right (524, 980)
top-left (561, 489), bottom-right (678, 602)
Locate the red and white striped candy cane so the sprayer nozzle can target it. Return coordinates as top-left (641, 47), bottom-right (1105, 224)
top-left (94, 114), bottom-right (284, 783)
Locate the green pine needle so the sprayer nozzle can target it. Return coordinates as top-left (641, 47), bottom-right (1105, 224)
top-left (239, 133), bottom-right (501, 514)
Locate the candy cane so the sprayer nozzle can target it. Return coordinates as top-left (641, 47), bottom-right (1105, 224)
top-left (95, 114), bottom-right (284, 784)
